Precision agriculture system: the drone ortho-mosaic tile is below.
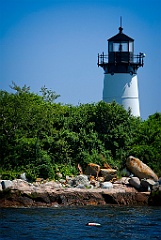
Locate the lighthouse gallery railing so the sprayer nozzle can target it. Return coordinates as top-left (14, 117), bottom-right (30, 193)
top-left (98, 52), bottom-right (144, 67)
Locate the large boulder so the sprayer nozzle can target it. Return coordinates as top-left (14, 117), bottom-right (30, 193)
top-left (100, 169), bottom-right (117, 181)
top-left (126, 156), bottom-right (158, 181)
top-left (68, 175), bottom-right (90, 188)
top-left (85, 163), bottom-right (100, 178)
top-left (101, 181), bottom-right (113, 189)
top-left (149, 180), bottom-right (161, 206)
top-left (1, 180), bottom-right (13, 190)
top-left (128, 177), bottom-right (141, 190)
top-left (141, 179), bottom-right (157, 191)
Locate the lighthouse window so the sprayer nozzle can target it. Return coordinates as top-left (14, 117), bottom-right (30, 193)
top-left (113, 42), bottom-right (128, 52)
top-left (109, 42), bottom-right (113, 52)
top-left (129, 42), bottom-right (133, 52)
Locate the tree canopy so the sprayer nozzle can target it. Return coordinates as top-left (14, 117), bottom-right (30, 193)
top-left (1, 84), bottom-right (161, 180)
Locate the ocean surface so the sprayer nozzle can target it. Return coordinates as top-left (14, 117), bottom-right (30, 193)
top-left (1, 206), bottom-right (161, 240)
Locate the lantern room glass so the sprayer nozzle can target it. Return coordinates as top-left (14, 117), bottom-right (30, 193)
top-left (108, 41), bottom-right (133, 52)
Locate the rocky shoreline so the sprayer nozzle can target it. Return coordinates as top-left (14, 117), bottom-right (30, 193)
top-left (0, 186), bottom-right (150, 208)
top-left (1, 156), bottom-right (161, 207)
top-left (0, 177), bottom-right (160, 208)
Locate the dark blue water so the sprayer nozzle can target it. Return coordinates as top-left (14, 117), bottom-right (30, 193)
top-left (1, 206), bottom-right (161, 240)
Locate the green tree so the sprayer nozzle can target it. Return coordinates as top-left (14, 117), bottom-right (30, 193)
top-left (1, 83), bottom-right (161, 179)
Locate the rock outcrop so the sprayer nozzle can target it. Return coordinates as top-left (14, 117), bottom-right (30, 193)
top-left (67, 175), bottom-right (91, 189)
top-left (148, 178), bottom-right (161, 206)
top-left (85, 163), bottom-right (100, 178)
top-left (1, 180), bottom-right (13, 190)
top-left (126, 156), bottom-right (158, 181)
top-left (0, 188), bottom-right (149, 208)
top-left (100, 169), bottom-right (117, 181)
top-left (140, 179), bottom-right (156, 191)
top-left (128, 177), bottom-right (141, 190)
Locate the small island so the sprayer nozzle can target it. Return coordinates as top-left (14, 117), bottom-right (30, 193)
top-left (1, 156), bottom-right (161, 207)
top-left (0, 84), bottom-right (161, 207)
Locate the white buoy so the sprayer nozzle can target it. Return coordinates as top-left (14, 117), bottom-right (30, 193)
top-left (86, 222), bottom-right (101, 226)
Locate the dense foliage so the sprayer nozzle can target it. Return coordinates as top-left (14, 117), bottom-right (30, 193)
top-left (0, 83), bottom-right (161, 180)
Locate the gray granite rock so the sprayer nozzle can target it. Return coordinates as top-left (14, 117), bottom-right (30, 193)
top-left (1, 180), bottom-right (13, 190)
top-left (141, 179), bottom-right (157, 191)
top-left (128, 177), bottom-right (141, 190)
top-left (69, 175), bottom-right (90, 188)
top-left (101, 181), bottom-right (113, 189)
top-left (20, 172), bottom-right (28, 181)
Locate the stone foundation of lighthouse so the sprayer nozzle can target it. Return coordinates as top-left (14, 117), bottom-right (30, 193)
top-left (103, 73), bottom-right (140, 116)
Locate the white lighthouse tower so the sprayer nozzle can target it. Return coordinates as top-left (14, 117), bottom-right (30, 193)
top-left (98, 23), bottom-right (145, 117)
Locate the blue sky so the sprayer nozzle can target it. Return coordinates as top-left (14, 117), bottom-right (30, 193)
top-left (0, 0), bottom-right (161, 119)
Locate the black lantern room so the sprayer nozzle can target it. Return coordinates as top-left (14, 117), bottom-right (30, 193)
top-left (98, 26), bottom-right (145, 75)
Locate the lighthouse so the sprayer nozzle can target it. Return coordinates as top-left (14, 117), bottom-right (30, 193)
top-left (98, 23), bottom-right (145, 117)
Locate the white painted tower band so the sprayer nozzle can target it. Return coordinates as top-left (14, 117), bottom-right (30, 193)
top-left (103, 73), bottom-right (140, 116)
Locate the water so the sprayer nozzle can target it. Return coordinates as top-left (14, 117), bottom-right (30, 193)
top-left (1, 206), bottom-right (161, 240)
